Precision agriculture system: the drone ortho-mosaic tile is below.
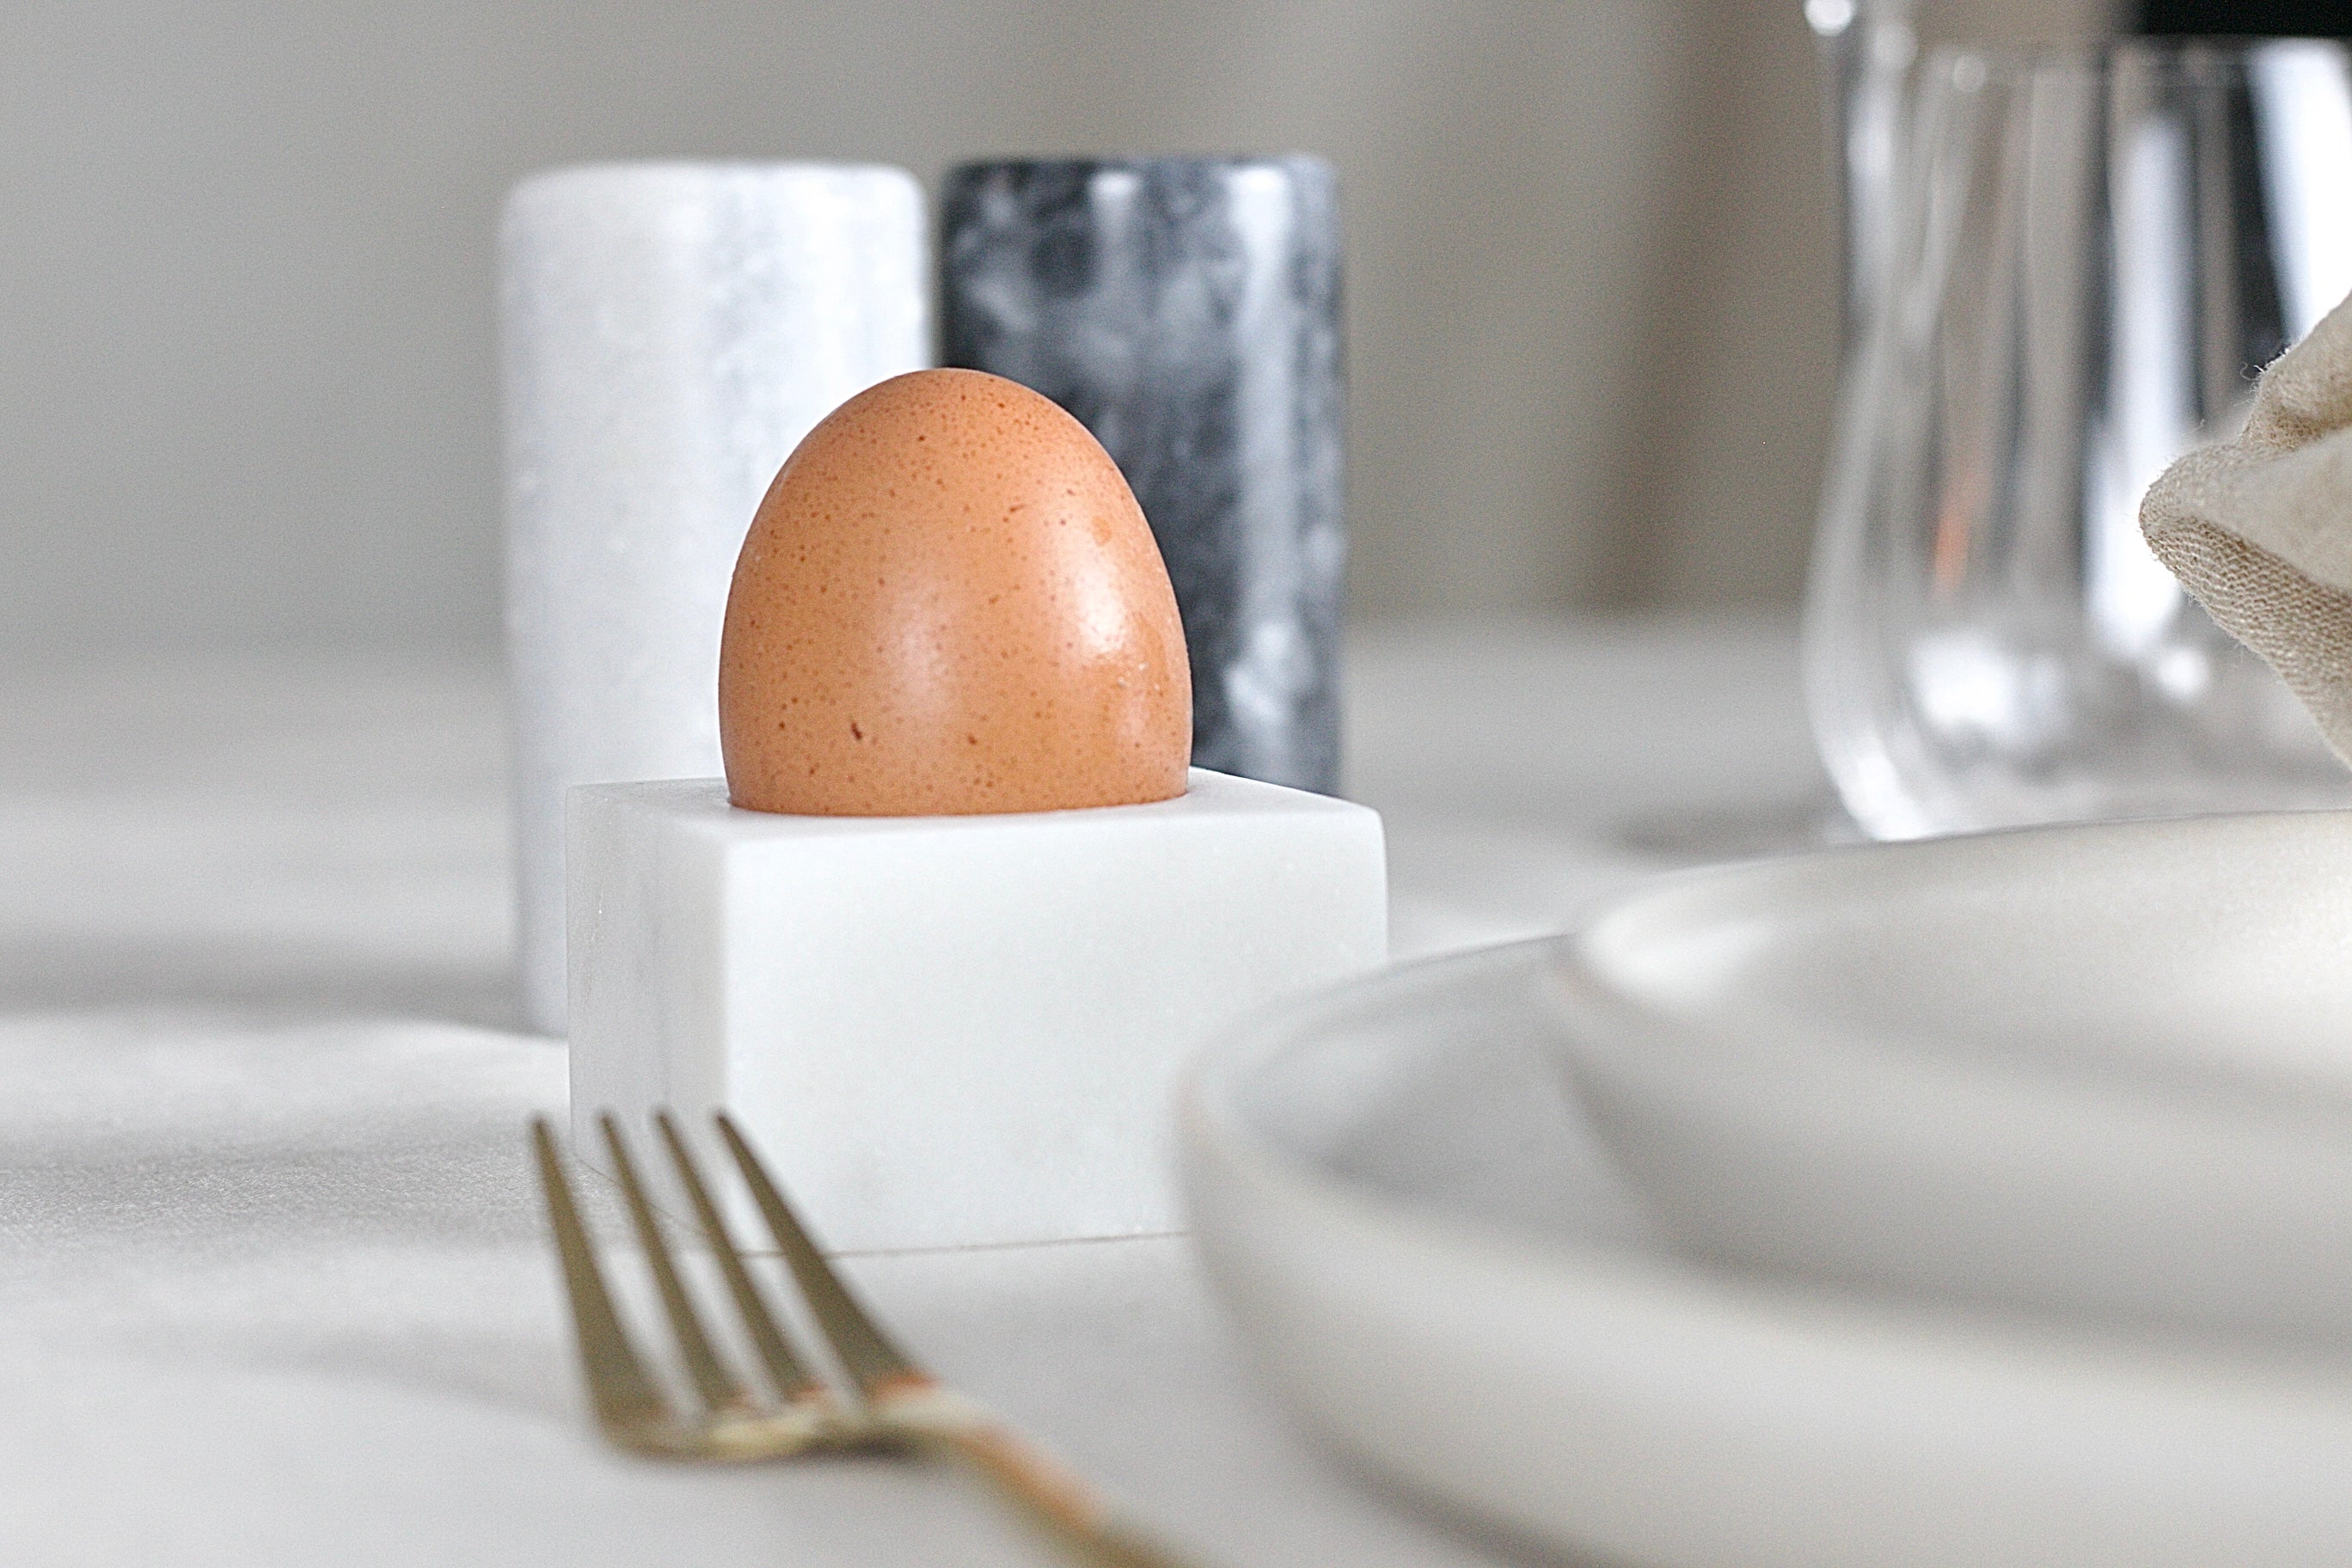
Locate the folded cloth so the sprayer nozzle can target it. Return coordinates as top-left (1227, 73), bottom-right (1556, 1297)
top-left (2141, 291), bottom-right (2352, 764)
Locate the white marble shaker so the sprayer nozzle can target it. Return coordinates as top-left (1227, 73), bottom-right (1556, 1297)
top-left (501, 162), bottom-right (929, 1035)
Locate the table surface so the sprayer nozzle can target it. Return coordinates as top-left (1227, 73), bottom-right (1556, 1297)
top-left (0, 617), bottom-right (1827, 1568)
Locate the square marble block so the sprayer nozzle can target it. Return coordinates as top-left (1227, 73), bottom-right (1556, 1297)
top-left (568, 769), bottom-right (1387, 1251)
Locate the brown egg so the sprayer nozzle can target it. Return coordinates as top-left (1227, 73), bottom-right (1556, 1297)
top-left (719, 368), bottom-right (1192, 816)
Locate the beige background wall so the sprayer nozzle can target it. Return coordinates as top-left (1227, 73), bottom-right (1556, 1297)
top-left (0, 0), bottom-right (2105, 661)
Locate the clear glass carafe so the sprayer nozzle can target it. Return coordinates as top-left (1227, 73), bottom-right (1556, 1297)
top-left (1805, 40), bottom-right (2352, 839)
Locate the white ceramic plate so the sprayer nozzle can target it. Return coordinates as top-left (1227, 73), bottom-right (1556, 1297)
top-left (1553, 811), bottom-right (2352, 1342)
top-left (1179, 937), bottom-right (2352, 1568)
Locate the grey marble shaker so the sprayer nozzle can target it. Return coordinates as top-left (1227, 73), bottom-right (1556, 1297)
top-left (942, 156), bottom-right (1345, 794)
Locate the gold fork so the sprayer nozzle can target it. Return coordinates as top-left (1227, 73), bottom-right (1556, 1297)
top-left (531, 1109), bottom-right (1204, 1568)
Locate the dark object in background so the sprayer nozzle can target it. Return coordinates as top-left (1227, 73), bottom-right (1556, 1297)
top-left (2131, 1), bottom-right (2352, 34)
top-left (941, 157), bottom-right (1346, 796)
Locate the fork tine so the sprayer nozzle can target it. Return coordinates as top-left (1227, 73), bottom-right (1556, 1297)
top-left (707, 1112), bottom-right (1204, 1565)
top-left (713, 1112), bottom-right (918, 1395)
top-left (597, 1112), bottom-right (751, 1415)
top-left (529, 1118), bottom-right (672, 1436)
top-left (652, 1110), bottom-right (830, 1406)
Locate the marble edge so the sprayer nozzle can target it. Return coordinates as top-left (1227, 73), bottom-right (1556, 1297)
top-left (568, 769), bottom-right (1379, 840)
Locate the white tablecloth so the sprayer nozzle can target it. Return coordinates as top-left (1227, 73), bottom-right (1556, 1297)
top-left (0, 617), bottom-right (1824, 1567)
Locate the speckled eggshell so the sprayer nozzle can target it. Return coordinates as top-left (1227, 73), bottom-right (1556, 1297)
top-left (719, 368), bottom-right (1192, 816)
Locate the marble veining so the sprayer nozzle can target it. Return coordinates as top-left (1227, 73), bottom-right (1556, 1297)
top-left (942, 157), bottom-right (1346, 793)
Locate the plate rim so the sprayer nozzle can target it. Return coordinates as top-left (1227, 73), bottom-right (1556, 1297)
top-left (1176, 931), bottom-right (2352, 1568)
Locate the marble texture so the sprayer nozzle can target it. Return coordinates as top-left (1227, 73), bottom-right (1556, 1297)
top-left (501, 162), bottom-right (928, 1036)
top-left (943, 157), bottom-right (1346, 793)
top-left (566, 770), bottom-right (1388, 1251)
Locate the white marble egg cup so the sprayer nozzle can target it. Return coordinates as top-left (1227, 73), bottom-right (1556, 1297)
top-left (567, 769), bottom-right (1387, 1252)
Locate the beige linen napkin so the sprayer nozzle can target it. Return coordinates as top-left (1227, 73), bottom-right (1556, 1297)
top-left (2141, 292), bottom-right (2352, 764)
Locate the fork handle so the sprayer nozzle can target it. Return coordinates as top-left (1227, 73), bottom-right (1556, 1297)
top-left (879, 1385), bottom-right (1204, 1568)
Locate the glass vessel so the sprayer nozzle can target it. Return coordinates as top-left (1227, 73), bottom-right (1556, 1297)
top-left (1805, 40), bottom-right (2352, 839)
